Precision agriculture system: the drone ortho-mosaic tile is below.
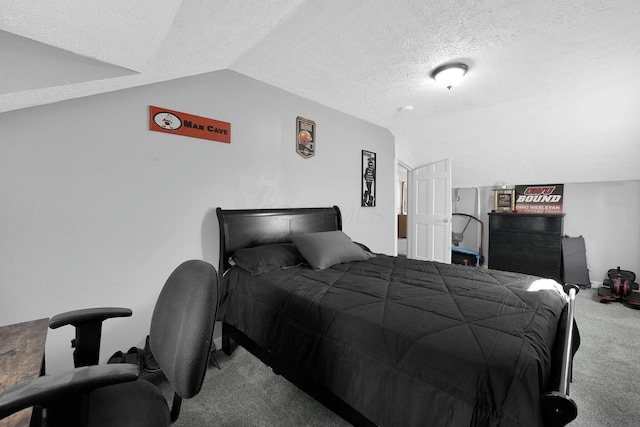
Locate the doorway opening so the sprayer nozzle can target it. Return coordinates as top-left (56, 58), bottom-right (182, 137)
top-left (397, 162), bottom-right (410, 256)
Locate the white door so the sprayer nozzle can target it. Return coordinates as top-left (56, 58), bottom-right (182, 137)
top-left (407, 158), bottom-right (452, 263)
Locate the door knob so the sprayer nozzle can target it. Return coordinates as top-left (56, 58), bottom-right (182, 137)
top-left (443, 218), bottom-right (450, 223)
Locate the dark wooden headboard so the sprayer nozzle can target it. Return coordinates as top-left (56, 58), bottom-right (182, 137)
top-left (216, 206), bottom-right (342, 274)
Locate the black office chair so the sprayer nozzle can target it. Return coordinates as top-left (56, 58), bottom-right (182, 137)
top-left (0, 259), bottom-right (218, 426)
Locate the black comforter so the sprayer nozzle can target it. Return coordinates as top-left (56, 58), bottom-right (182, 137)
top-left (222, 255), bottom-right (568, 427)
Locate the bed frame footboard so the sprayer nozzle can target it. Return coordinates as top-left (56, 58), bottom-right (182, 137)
top-left (541, 284), bottom-right (580, 427)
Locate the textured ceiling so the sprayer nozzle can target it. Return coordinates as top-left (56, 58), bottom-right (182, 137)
top-left (2, 0), bottom-right (639, 186)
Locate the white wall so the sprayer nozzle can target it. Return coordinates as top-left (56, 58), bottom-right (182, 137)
top-left (395, 83), bottom-right (640, 188)
top-left (0, 70), bottom-right (395, 371)
top-left (478, 181), bottom-right (640, 285)
top-left (563, 180), bottom-right (640, 284)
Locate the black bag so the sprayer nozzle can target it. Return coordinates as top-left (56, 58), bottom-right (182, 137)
top-left (107, 335), bottom-right (161, 377)
top-left (141, 335), bottom-right (161, 373)
top-left (107, 346), bottom-right (143, 367)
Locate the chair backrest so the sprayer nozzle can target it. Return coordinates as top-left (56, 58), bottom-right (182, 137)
top-left (149, 260), bottom-right (218, 398)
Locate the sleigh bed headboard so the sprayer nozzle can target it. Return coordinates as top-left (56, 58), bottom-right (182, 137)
top-left (215, 206), bottom-right (342, 275)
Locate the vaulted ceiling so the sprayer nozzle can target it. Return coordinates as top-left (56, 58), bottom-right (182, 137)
top-left (2, 0), bottom-right (639, 187)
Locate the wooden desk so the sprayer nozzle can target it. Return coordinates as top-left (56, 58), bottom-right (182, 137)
top-left (0, 318), bottom-right (49, 427)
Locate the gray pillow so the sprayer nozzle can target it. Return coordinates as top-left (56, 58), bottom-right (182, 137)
top-left (291, 230), bottom-right (375, 270)
top-left (232, 243), bottom-right (305, 275)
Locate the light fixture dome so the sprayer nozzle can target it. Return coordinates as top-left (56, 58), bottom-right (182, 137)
top-left (432, 63), bottom-right (468, 89)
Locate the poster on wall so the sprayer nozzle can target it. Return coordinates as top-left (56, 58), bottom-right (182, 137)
top-left (361, 150), bottom-right (376, 207)
top-left (296, 116), bottom-right (315, 158)
top-left (149, 106), bottom-right (230, 143)
top-left (515, 184), bottom-right (564, 214)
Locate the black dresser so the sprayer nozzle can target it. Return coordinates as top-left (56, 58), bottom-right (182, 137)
top-left (488, 213), bottom-right (565, 282)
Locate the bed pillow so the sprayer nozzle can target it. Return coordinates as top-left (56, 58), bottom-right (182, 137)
top-left (232, 243), bottom-right (305, 275)
top-left (292, 230), bottom-right (375, 271)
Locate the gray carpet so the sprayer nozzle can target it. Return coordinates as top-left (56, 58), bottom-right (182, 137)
top-left (567, 288), bottom-right (640, 427)
top-left (173, 346), bottom-right (349, 427)
top-left (175, 288), bottom-right (640, 426)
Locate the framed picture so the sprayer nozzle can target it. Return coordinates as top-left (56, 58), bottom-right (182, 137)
top-left (296, 116), bottom-right (315, 158)
top-left (493, 188), bottom-right (515, 212)
top-left (361, 150), bottom-right (376, 207)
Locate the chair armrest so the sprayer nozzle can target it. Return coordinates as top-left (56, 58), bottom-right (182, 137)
top-left (49, 307), bottom-right (132, 329)
top-left (49, 308), bottom-right (134, 367)
top-left (0, 364), bottom-right (139, 420)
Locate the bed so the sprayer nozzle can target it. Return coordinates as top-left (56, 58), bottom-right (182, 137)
top-left (216, 206), bottom-right (580, 427)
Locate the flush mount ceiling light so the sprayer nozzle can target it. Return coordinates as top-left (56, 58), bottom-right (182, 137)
top-left (432, 63), bottom-right (468, 89)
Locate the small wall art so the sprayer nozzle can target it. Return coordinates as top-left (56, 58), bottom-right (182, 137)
top-left (361, 150), bottom-right (376, 207)
top-left (296, 116), bottom-right (315, 158)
